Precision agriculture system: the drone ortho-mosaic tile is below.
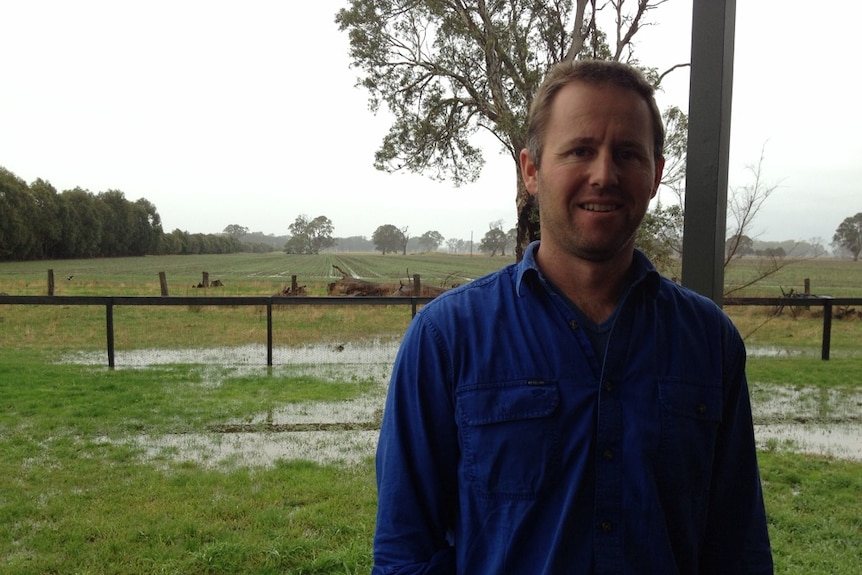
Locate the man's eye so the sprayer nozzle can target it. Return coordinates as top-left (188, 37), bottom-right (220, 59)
top-left (570, 148), bottom-right (590, 157)
top-left (617, 150), bottom-right (638, 161)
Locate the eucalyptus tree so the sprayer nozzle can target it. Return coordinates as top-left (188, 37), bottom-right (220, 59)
top-left (285, 214), bottom-right (336, 254)
top-left (337, 0), bottom-right (685, 259)
top-left (832, 212), bottom-right (862, 261)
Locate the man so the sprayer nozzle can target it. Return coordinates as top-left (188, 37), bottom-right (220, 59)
top-left (372, 59), bottom-right (773, 574)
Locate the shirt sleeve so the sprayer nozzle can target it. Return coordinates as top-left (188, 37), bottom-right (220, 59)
top-left (372, 312), bottom-right (459, 575)
top-left (700, 326), bottom-right (774, 574)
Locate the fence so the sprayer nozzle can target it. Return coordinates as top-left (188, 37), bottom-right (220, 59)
top-left (723, 296), bottom-right (860, 360)
top-left (1, 294), bottom-right (859, 366)
top-left (0, 294), bottom-right (435, 368)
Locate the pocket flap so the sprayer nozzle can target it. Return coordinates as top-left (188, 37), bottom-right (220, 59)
top-left (659, 379), bottom-right (722, 422)
top-left (459, 381), bottom-right (560, 425)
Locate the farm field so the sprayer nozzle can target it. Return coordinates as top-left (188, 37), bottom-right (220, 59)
top-left (0, 251), bottom-right (515, 297)
top-left (1, 252), bottom-right (861, 573)
top-left (1, 251), bottom-right (859, 296)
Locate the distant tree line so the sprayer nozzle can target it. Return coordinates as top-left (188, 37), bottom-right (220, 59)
top-left (0, 167), bottom-right (278, 261)
top-left (1, 167), bottom-right (163, 261)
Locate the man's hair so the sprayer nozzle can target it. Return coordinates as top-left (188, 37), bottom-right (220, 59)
top-left (524, 59), bottom-right (665, 168)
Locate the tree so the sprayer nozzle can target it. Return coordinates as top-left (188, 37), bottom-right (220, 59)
top-left (446, 237), bottom-right (469, 254)
top-left (57, 188), bottom-right (103, 259)
top-left (724, 146), bottom-right (780, 266)
top-left (337, 0), bottom-right (683, 260)
top-left (0, 167), bottom-right (38, 260)
top-left (399, 226), bottom-right (410, 255)
top-left (479, 220), bottom-right (508, 256)
top-left (372, 224), bottom-right (405, 255)
top-left (285, 214), bottom-right (335, 254)
top-left (418, 230), bottom-right (445, 252)
top-left (29, 178), bottom-right (63, 259)
top-left (223, 224), bottom-right (249, 238)
top-left (128, 198), bottom-right (163, 256)
top-left (832, 212), bottom-right (862, 261)
top-left (635, 203), bottom-right (683, 274)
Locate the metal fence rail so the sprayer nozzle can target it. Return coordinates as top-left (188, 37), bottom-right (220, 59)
top-left (0, 295), bottom-right (435, 368)
top-left (1, 294), bottom-right (859, 365)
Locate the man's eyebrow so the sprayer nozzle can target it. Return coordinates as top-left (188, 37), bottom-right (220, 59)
top-left (558, 136), bottom-right (648, 151)
top-left (556, 136), bottom-right (598, 150)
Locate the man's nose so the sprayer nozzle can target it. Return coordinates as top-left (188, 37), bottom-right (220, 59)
top-left (589, 151), bottom-right (619, 189)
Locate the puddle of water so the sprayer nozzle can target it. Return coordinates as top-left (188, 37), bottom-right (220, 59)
top-left (756, 423), bottom-right (862, 461)
top-left (67, 346), bottom-right (861, 467)
top-left (60, 341), bottom-right (400, 384)
top-left (124, 430), bottom-right (379, 469)
top-left (747, 346), bottom-right (808, 358)
top-left (62, 340), bottom-right (400, 366)
top-left (750, 383), bottom-right (862, 423)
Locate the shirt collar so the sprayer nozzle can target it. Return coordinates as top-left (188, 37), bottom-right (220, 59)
top-left (515, 241), bottom-right (661, 297)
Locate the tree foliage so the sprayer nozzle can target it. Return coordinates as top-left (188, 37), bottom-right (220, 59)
top-left (223, 224), bottom-right (249, 238)
top-left (284, 215), bottom-right (336, 255)
top-left (635, 203), bottom-right (683, 274)
top-left (337, 0), bottom-right (683, 259)
top-left (372, 224), bottom-right (406, 255)
top-left (418, 230), bottom-right (445, 252)
top-left (832, 212), bottom-right (862, 261)
top-left (0, 167), bottom-right (165, 261)
top-left (479, 219), bottom-right (508, 256)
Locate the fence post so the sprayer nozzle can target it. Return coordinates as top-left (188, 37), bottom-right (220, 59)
top-left (821, 298), bottom-right (833, 361)
top-left (48, 269), bottom-right (55, 296)
top-left (291, 275), bottom-right (298, 295)
top-left (267, 301), bottom-right (273, 367)
top-left (106, 301), bottom-right (115, 369)
top-left (202, 272), bottom-right (209, 288)
top-left (159, 272), bottom-right (169, 296)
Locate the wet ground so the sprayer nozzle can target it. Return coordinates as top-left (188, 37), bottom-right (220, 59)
top-left (66, 345), bottom-right (862, 468)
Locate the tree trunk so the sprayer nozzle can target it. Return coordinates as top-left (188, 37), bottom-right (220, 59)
top-left (515, 166), bottom-right (539, 261)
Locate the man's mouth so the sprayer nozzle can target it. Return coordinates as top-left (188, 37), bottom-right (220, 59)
top-left (580, 203), bottom-right (619, 213)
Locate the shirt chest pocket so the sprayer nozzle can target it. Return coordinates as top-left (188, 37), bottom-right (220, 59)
top-left (457, 381), bottom-right (561, 499)
top-left (657, 378), bottom-right (723, 495)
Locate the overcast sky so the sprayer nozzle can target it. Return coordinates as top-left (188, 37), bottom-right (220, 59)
top-left (1, 1), bottom-right (859, 245)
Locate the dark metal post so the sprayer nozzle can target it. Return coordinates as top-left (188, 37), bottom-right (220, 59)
top-left (681, 0), bottom-right (737, 305)
top-left (266, 301), bottom-right (273, 366)
top-left (821, 299), bottom-right (833, 361)
top-left (106, 302), bottom-right (115, 369)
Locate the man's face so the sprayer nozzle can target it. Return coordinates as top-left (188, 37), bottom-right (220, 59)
top-left (521, 81), bottom-right (664, 263)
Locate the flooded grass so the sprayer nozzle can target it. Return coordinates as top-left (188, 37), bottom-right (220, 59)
top-left (3, 346), bottom-right (861, 573)
top-left (55, 345), bottom-right (862, 467)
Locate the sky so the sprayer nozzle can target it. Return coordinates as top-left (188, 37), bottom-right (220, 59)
top-left (1, 1), bottom-right (860, 246)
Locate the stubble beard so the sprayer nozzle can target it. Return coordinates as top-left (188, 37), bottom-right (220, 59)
top-left (536, 192), bottom-right (644, 264)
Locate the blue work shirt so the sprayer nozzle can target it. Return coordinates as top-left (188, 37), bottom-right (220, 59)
top-left (373, 242), bottom-right (773, 574)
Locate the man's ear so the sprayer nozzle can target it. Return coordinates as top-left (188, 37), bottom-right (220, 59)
top-left (651, 156), bottom-right (666, 199)
top-left (520, 148), bottom-right (539, 197)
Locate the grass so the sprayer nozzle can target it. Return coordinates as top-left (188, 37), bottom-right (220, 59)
top-left (1, 350), bottom-right (859, 573)
top-left (759, 451), bottom-right (862, 574)
top-left (0, 350), bottom-right (378, 574)
top-left (0, 251), bottom-right (514, 297)
top-left (1, 252), bottom-right (861, 573)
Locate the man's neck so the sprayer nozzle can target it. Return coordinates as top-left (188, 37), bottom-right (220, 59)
top-left (535, 244), bottom-right (634, 324)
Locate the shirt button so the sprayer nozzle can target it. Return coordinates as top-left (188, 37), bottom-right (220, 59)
top-left (603, 380), bottom-right (615, 393)
top-left (569, 320), bottom-right (579, 330)
top-left (696, 402), bottom-right (708, 416)
top-left (602, 449), bottom-right (614, 461)
top-left (600, 520), bottom-right (613, 533)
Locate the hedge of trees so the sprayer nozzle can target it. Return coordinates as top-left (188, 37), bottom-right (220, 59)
top-left (0, 167), bottom-right (275, 261)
